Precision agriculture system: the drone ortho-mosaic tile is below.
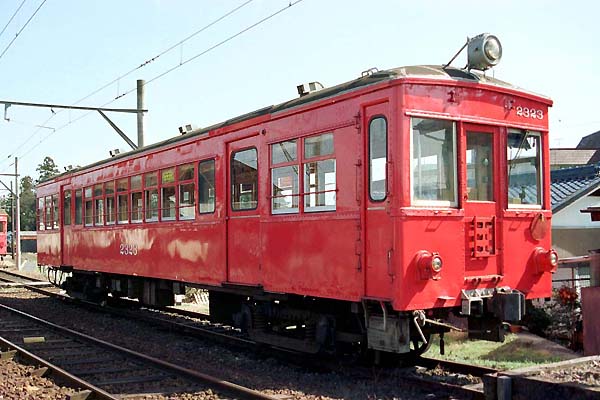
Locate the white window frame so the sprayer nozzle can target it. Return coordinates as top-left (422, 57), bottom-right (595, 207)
top-left (410, 118), bottom-right (458, 208)
top-left (507, 129), bottom-right (543, 210)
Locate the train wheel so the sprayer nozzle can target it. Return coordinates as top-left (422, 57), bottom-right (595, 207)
top-left (408, 333), bottom-right (433, 358)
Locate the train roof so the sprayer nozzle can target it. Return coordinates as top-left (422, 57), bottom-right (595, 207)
top-left (40, 65), bottom-right (549, 184)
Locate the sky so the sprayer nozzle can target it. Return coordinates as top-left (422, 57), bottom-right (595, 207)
top-left (0, 0), bottom-right (599, 185)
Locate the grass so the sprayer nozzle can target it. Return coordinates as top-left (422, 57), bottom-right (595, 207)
top-left (427, 331), bottom-right (567, 370)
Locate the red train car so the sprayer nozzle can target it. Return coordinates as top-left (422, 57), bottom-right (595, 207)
top-left (37, 35), bottom-right (556, 359)
top-left (0, 211), bottom-right (7, 260)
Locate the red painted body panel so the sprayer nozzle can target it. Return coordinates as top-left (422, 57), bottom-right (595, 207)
top-left (0, 213), bottom-right (7, 256)
top-left (36, 68), bottom-right (554, 313)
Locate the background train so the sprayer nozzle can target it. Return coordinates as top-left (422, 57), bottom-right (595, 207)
top-left (37, 34), bottom-right (557, 360)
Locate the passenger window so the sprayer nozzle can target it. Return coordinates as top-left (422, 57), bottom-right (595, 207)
top-left (37, 198), bottom-right (45, 230)
top-left (131, 175), bottom-right (143, 222)
top-left (161, 168), bottom-right (176, 220)
top-left (144, 172), bottom-right (159, 222)
top-left (178, 163), bottom-right (195, 220)
top-left (52, 194), bottom-right (59, 229)
top-left (198, 160), bottom-right (215, 214)
top-left (369, 117), bottom-right (387, 201)
top-left (63, 190), bottom-right (71, 226)
top-left (74, 189), bottom-right (83, 225)
top-left (105, 181), bottom-right (116, 225)
top-left (117, 178), bottom-right (129, 224)
top-left (94, 184), bottom-right (104, 226)
top-left (411, 118), bottom-right (456, 205)
top-left (271, 140), bottom-right (299, 214)
top-left (304, 133), bottom-right (336, 212)
top-left (231, 148), bottom-right (258, 211)
top-left (84, 187), bottom-right (93, 226)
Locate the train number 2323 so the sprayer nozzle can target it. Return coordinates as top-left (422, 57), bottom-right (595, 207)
top-left (515, 106), bottom-right (543, 119)
top-left (119, 243), bottom-right (138, 256)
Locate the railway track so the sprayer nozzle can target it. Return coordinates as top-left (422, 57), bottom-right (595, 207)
top-left (0, 301), bottom-right (284, 399)
top-left (1, 268), bottom-right (496, 399)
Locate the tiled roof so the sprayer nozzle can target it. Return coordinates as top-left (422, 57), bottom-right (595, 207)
top-left (550, 164), bottom-right (600, 212)
top-left (577, 130), bottom-right (600, 149)
top-left (550, 148), bottom-right (599, 166)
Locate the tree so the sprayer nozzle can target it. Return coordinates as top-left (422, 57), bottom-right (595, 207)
top-left (20, 176), bottom-right (36, 231)
top-left (36, 156), bottom-right (60, 183)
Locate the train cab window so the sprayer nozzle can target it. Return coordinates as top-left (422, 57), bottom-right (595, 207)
top-left (37, 197), bottom-right (45, 230)
top-left (105, 181), bottom-right (116, 225)
top-left (411, 118), bottom-right (457, 206)
top-left (94, 184), bottom-right (104, 226)
top-left (178, 163), bottom-right (195, 220)
top-left (466, 132), bottom-right (494, 201)
top-left (198, 160), bottom-right (215, 214)
top-left (117, 178), bottom-right (129, 224)
top-left (161, 168), bottom-right (176, 220)
top-left (369, 117), bottom-right (387, 201)
top-left (84, 187), bottom-right (93, 226)
top-left (304, 133), bottom-right (336, 212)
top-left (63, 190), bottom-right (71, 226)
top-left (271, 140), bottom-right (299, 214)
top-left (144, 172), bottom-right (159, 222)
top-left (131, 175), bottom-right (143, 222)
top-left (231, 148), bottom-right (258, 211)
top-left (75, 189), bottom-right (82, 225)
top-left (507, 130), bottom-right (542, 207)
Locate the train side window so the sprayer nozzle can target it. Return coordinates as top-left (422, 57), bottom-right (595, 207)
top-left (84, 187), bottom-right (93, 226)
top-left (74, 189), bottom-right (83, 225)
top-left (507, 130), bottom-right (542, 207)
top-left (52, 194), bottom-right (59, 229)
top-left (411, 118), bottom-right (457, 206)
top-left (304, 133), bottom-right (336, 212)
top-left (144, 172), bottom-right (159, 222)
top-left (105, 181), bottom-right (116, 225)
top-left (117, 178), bottom-right (129, 224)
top-left (131, 175), bottom-right (143, 223)
top-left (178, 163), bottom-right (195, 220)
top-left (161, 168), bottom-right (176, 220)
top-left (369, 117), bottom-right (387, 201)
top-left (271, 140), bottom-right (299, 214)
top-left (198, 159), bottom-right (215, 214)
top-left (231, 148), bottom-right (258, 211)
top-left (94, 184), bottom-right (104, 226)
top-left (37, 197), bottom-right (45, 230)
top-left (44, 195), bottom-right (52, 230)
top-left (63, 190), bottom-right (71, 226)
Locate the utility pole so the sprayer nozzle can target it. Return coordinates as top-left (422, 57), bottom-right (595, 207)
top-left (14, 157), bottom-right (20, 271)
top-left (137, 79), bottom-right (145, 148)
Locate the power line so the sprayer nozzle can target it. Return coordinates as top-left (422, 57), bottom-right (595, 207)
top-left (0, 0), bottom-right (48, 61)
top-left (116, 0), bottom-right (305, 100)
top-left (4, 0), bottom-right (306, 168)
top-left (0, 0), bottom-right (28, 40)
top-left (2, 0), bottom-right (255, 167)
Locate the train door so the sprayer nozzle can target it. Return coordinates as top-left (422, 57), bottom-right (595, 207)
top-left (226, 136), bottom-right (262, 285)
top-left (364, 102), bottom-right (394, 297)
top-left (60, 185), bottom-right (70, 266)
top-left (462, 124), bottom-right (501, 278)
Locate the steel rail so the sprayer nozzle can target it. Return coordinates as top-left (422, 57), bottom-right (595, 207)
top-left (0, 302), bottom-right (281, 400)
top-left (418, 356), bottom-right (499, 377)
top-left (0, 335), bottom-right (118, 400)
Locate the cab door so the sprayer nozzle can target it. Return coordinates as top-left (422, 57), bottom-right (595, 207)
top-left (226, 136), bottom-right (261, 285)
top-left (463, 124), bottom-right (501, 278)
top-left (364, 102), bottom-right (394, 297)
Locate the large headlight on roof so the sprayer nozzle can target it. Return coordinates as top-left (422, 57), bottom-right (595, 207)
top-left (467, 33), bottom-right (502, 70)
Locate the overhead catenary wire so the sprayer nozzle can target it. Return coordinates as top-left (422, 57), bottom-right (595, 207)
top-left (0, 0), bottom-right (47, 61)
top-left (5, 0), bottom-right (306, 167)
top-left (1, 0), bottom-right (256, 168)
top-left (0, 0), bottom-right (28, 41)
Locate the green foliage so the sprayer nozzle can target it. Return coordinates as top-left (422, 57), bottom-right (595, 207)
top-left (522, 304), bottom-right (553, 336)
top-left (36, 156), bottom-right (60, 183)
top-left (20, 175), bottom-right (36, 231)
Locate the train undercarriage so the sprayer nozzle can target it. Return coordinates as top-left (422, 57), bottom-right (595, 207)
top-left (55, 268), bottom-right (524, 363)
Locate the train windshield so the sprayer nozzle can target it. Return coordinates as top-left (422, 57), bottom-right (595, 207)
top-left (507, 130), bottom-right (542, 207)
